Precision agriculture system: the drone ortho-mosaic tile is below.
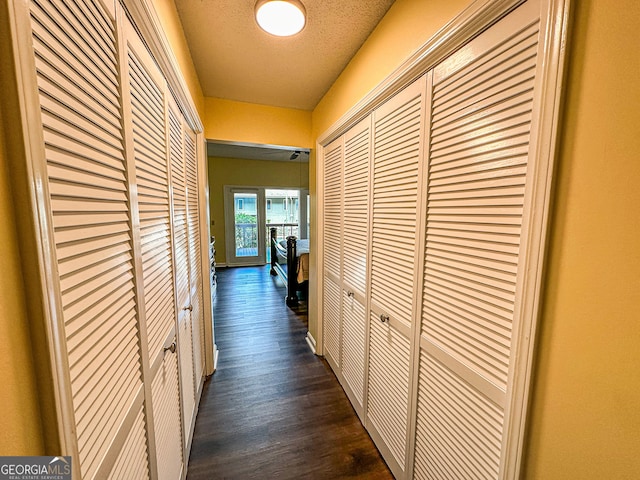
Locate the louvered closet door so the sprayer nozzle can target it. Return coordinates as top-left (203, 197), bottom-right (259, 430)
top-left (185, 127), bottom-right (205, 394)
top-left (27, 0), bottom-right (149, 477)
top-left (367, 76), bottom-right (427, 479)
top-left (340, 117), bottom-right (371, 414)
top-left (413, 2), bottom-right (542, 478)
top-left (322, 137), bottom-right (343, 372)
top-left (168, 103), bottom-right (197, 442)
top-left (124, 23), bottom-right (183, 480)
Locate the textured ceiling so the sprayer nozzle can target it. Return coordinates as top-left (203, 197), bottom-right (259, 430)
top-left (175, 0), bottom-right (395, 110)
top-left (207, 141), bottom-right (310, 162)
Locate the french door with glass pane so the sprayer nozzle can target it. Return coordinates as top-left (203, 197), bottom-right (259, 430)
top-left (224, 187), bottom-right (266, 265)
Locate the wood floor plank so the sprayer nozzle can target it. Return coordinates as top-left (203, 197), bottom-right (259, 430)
top-left (187, 266), bottom-right (393, 480)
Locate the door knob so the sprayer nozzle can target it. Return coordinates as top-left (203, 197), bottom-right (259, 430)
top-left (183, 304), bottom-right (193, 311)
top-left (379, 314), bottom-right (389, 324)
top-left (164, 342), bottom-right (176, 354)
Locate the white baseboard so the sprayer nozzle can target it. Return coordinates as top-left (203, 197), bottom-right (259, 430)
top-left (212, 343), bottom-right (219, 372)
top-left (305, 331), bottom-right (317, 355)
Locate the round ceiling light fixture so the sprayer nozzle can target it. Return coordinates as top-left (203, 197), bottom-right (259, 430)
top-left (255, 0), bottom-right (306, 37)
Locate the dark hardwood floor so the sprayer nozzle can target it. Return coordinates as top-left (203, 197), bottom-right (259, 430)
top-left (187, 266), bottom-right (393, 480)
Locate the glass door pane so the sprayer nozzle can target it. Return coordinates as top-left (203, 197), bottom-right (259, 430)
top-left (224, 187), bottom-right (265, 266)
top-left (265, 189), bottom-right (300, 263)
top-left (234, 192), bottom-right (258, 257)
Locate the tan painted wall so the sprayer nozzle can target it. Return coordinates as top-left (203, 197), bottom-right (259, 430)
top-left (208, 156), bottom-right (309, 265)
top-left (204, 97), bottom-right (312, 148)
top-left (0, 97), bottom-right (46, 456)
top-left (523, 0), bottom-right (640, 477)
top-left (152, 0), bottom-right (205, 119)
top-left (310, 0), bottom-right (640, 478)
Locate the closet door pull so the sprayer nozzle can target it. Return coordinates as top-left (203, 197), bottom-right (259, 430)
top-left (183, 304), bottom-right (193, 312)
top-left (379, 314), bottom-right (389, 324)
top-left (164, 342), bottom-right (176, 354)
top-left (347, 291), bottom-right (354, 298)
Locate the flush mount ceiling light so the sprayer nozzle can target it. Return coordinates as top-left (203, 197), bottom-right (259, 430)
top-left (255, 0), bottom-right (306, 37)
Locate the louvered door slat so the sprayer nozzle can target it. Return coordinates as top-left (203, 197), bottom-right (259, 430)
top-left (185, 128), bottom-right (204, 389)
top-left (342, 122), bottom-right (369, 293)
top-left (414, 352), bottom-right (504, 480)
top-left (46, 148), bottom-right (125, 180)
top-left (152, 352), bottom-right (183, 480)
top-left (169, 105), bottom-right (196, 439)
top-left (323, 275), bottom-right (341, 369)
top-left (370, 83), bottom-right (423, 325)
top-left (43, 129), bottom-right (125, 170)
top-left (29, 1), bottom-right (146, 477)
top-left (415, 3), bottom-right (541, 478)
top-left (125, 22), bottom-right (187, 480)
top-left (33, 0), bottom-right (117, 77)
top-left (323, 139), bottom-right (343, 279)
top-left (128, 48), bottom-right (175, 368)
top-left (367, 312), bottom-right (411, 473)
top-left (34, 51), bottom-right (121, 125)
top-left (423, 22), bottom-right (539, 392)
top-left (30, 3), bottom-right (118, 99)
top-left (342, 291), bottom-right (367, 407)
top-left (366, 77), bottom-right (426, 479)
top-left (41, 106), bottom-right (123, 158)
top-left (322, 137), bottom-right (343, 370)
top-left (107, 407), bottom-right (150, 480)
top-left (39, 80), bottom-right (123, 140)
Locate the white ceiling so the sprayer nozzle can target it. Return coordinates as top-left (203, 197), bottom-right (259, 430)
top-left (174, 0), bottom-right (396, 111)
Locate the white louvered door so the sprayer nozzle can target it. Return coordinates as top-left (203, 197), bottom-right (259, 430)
top-left (340, 117), bottom-right (371, 417)
top-left (322, 137), bottom-right (343, 372)
top-left (413, 2), bottom-right (543, 478)
top-left (123, 20), bottom-right (184, 480)
top-left (15, 0), bottom-right (208, 477)
top-left (27, 0), bottom-right (150, 477)
top-left (367, 76), bottom-right (427, 479)
top-left (185, 127), bottom-right (205, 396)
top-left (168, 103), bottom-right (197, 445)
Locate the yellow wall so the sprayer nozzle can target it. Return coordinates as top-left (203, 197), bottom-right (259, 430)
top-left (208, 156), bottom-right (309, 265)
top-left (204, 97), bottom-right (312, 148)
top-left (152, 0), bottom-right (205, 119)
top-left (0, 0), bottom-right (54, 455)
top-left (524, 0), bottom-right (640, 478)
top-left (0, 100), bottom-right (46, 456)
top-left (310, 0), bottom-right (640, 478)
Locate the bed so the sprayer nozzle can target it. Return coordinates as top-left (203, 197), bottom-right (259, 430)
top-left (269, 227), bottom-right (309, 306)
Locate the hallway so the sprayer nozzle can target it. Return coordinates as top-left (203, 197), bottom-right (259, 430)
top-left (187, 267), bottom-right (392, 479)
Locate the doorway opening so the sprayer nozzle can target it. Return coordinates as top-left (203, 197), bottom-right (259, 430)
top-left (224, 186), bottom-right (308, 266)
